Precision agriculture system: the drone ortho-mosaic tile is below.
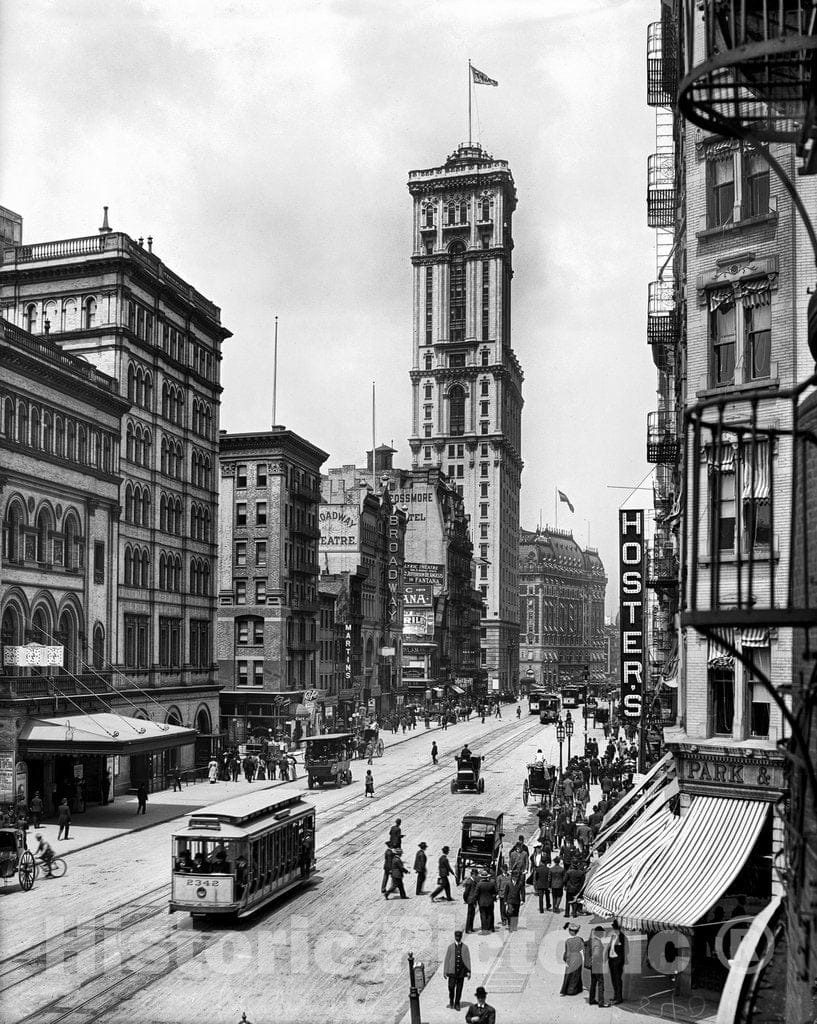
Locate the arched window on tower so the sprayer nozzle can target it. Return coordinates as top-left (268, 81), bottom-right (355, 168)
top-left (448, 385), bottom-right (466, 437)
top-left (449, 241), bottom-right (466, 343)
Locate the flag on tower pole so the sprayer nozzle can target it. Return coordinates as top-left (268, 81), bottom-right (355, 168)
top-left (558, 490), bottom-right (575, 514)
top-left (471, 64), bottom-right (498, 87)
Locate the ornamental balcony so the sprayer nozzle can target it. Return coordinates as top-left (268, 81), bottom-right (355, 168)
top-left (647, 281), bottom-right (680, 371)
top-left (647, 21), bottom-right (678, 107)
top-left (678, 0), bottom-right (817, 173)
top-left (647, 153), bottom-right (676, 227)
top-left (647, 410), bottom-right (681, 464)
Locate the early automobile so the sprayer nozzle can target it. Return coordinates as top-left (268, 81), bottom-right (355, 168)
top-left (451, 752), bottom-right (485, 794)
top-left (304, 733), bottom-right (355, 788)
top-left (455, 812), bottom-right (505, 884)
top-left (0, 825), bottom-right (36, 891)
top-left (522, 762), bottom-right (554, 806)
top-left (362, 725), bottom-right (384, 758)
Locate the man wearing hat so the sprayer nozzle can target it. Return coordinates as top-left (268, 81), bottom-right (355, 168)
top-left (443, 929), bottom-right (471, 1011)
top-left (414, 842), bottom-right (428, 895)
top-left (385, 847), bottom-right (408, 899)
top-left (464, 985), bottom-right (495, 1023)
top-left (430, 845), bottom-right (454, 902)
top-left (588, 924), bottom-right (608, 1007)
top-left (381, 843), bottom-right (394, 894)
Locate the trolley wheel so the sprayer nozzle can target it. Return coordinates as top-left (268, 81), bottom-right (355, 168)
top-left (478, 778), bottom-right (485, 794)
top-left (376, 740), bottom-right (384, 757)
top-left (522, 779), bottom-right (529, 806)
top-left (49, 856), bottom-right (67, 878)
top-left (18, 851), bottom-right (35, 891)
top-left (450, 780), bottom-right (457, 794)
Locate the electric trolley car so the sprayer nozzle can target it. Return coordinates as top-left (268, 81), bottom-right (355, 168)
top-left (169, 789), bottom-right (316, 919)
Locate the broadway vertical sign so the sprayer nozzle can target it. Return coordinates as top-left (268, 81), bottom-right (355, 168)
top-left (619, 510), bottom-right (645, 721)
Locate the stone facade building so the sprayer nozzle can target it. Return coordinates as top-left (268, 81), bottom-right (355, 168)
top-left (407, 143), bottom-right (523, 696)
top-left (217, 428), bottom-right (328, 743)
top-left (517, 527), bottom-right (607, 694)
top-left (0, 212), bottom-right (229, 793)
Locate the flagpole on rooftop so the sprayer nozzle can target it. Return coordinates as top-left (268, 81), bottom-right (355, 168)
top-left (555, 487), bottom-right (558, 531)
top-left (468, 60), bottom-right (472, 146)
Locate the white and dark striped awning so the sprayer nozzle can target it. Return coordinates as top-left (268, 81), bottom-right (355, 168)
top-left (741, 627), bottom-right (770, 648)
top-left (741, 439), bottom-right (770, 500)
top-left (708, 628), bottom-right (736, 667)
top-left (586, 796), bottom-right (768, 933)
top-left (597, 751), bottom-right (674, 838)
top-left (595, 774), bottom-right (679, 851)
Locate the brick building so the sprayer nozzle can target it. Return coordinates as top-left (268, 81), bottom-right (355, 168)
top-left (217, 428), bottom-right (328, 743)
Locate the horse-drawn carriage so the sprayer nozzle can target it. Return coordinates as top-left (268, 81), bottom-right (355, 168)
top-left (522, 762), bottom-right (554, 806)
top-left (454, 812), bottom-right (505, 884)
top-left (0, 826), bottom-right (36, 890)
top-left (362, 725), bottom-right (384, 758)
top-left (304, 733), bottom-right (354, 788)
top-left (451, 753), bottom-right (485, 794)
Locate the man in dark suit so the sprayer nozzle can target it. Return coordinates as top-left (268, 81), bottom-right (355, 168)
top-left (443, 930), bottom-right (471, 1011)
top-left (430, 846), bottom-right (454, 901)
top-left (388, 818), bottom-right (404, 848)
top-left (462, 868), bottom-right (479, 933)
top-left (476, 870), bottom-right (498, 933)
top-left (607, 919), bottom-right (627, 1004)
top-left (414, 842), bottom-right (428, 895)
top-left (465, 986), bottom-right (496, 1024)
top-left (381, 843), bottom-right (393, 894)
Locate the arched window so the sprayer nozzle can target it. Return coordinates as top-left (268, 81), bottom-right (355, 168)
top-left (143, 373), bottom-right (153, 410)
top-left (24, 304), bottom-right (38, 333)
top-left (63, 513), bottom-right (80, 569)
top-left (202, 561), bottom-right (210, 595)
top-left (159, 552), bottom-right (167, 590)
top-left (175, 442), bottom-right (183, 479)
top-left (124, 546), bottom-right (133, 586)
top-left (425, 205), bottom-right (434, 228)
top-left (190, 559), bottom-right (198, 594)
top-left (459, 201), bottom-right (468, 224)
top-left (142, 487), bottom-right (151, 526)
top-left (124, 484), bottom-right (133, 523)
top-left (61, 298), bottom-right (77, 332)
top-left (160, 494), bottom-right (168, 532)
top-left (136, 368), bottom-right (144, 407)
top-left (36, 507), bottom-right (50, 563)
top-left (77, 425), bottom-right (87, 463)
top-left (162, 382), bottom-right (169, 419)
top-left (448, 384), bottom-right (466, 436)
top-left (17, 402), bottom-right (28, 446)
top-left (203, 508), bottom-right (211, 542)
top-left (1, 605), bottom-right (25, 675)
top-left (103, 434), bottom-right (112, 472)
top-left (42, 413), bottom-right (53, 453)
top-left (449, 241), bottom-right (466, 343)
top-left (91, 431), bottom-right (100, 467)
top-left (142, 429), bottom-right (151, 467)
top-left (126, 423), bottom-right (135, 462)
top-left (30, 407), bottom-right (40, 449)
top-left (196, 706), bottom-right (212, 734)
top-left (3, 398), bottom-right (14, 441)
top-left (127, 364), bottom-right (136, 402)
top-left (55, 417), bottom-right (64, 456)
top-left (30, 608), bottom-right (50, 672)
top-left (203, 456), bottom-right (211, 489)
top-left (447, 203), bottom-right (456, 226)
top-left (141, 549), bottom-right (150, 588)
top-left (481, 198), bottom-right (491, 221)
top-left (67, 421), bottom-right (76, 460)
top-left (92, 625), bottom-right (105, 670)
top-left (3, 500), bottom-right (24, 562)
top-left (57, 607), bottom-right (78, 674)
top-left (176, 390), bottom-right (184, 426)
top-left (84, 297), bottom-right (97, 329)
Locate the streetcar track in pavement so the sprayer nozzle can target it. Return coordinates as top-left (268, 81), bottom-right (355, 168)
top-left (2, 718), bottom-right (545, 1023)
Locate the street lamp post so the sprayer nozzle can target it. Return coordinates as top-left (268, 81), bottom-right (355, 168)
top-left (407, 952), bottom-right (422, 1024)
top-left (555, 716), bottom-right (565, 779)
top-left (565, 711), bottom-right (574, 764)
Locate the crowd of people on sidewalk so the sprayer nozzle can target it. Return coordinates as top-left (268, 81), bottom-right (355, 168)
top-left (206, 744), bottom-right (298, 786)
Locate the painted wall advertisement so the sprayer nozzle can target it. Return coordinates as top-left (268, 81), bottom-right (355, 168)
top-left (404, 562), bottom-right (445, 586)
top-left (403, 583), bottom-right (434, 636)
top-left (0, 754), bottom-right (14, 803)
top-left (319, 507), bottom-right (359, 550)
top-left (618, 509), bottom-right (645, 721)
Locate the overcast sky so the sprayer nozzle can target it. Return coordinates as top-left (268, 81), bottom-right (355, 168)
top-left (0, 0), bottom-right (659, 614)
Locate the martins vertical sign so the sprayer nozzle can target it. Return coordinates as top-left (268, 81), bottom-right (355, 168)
top-left (619, 510), bottom-right (645, 723)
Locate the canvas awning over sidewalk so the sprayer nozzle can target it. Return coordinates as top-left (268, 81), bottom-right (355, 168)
top-left (584, 795), bottom-right (769, 932)
top-left (18, 713), bottom-right (197, 756)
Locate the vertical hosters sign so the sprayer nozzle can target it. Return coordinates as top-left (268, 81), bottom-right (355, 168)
top-left (619, 510), bottom-right (645, 721)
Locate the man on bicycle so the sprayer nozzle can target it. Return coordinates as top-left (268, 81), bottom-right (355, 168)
top-left (34, 832), bottom-right (55, 876)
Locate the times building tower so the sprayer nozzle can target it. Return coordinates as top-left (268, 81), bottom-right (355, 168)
top-left (407, 143), bottom-right (523, 696)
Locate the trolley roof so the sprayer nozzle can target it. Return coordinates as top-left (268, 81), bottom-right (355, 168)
top-left (174, 787), bottom-right (312, 830)
top-left (461, 812), bottom-right (504, 827)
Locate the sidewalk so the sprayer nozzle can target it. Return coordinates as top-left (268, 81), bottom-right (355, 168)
top-left (29, 719), bottom-right (446, 857)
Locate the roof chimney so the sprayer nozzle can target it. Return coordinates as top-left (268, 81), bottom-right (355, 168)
top-left (98, 206), bottom-right (111, 234)
top-left (147, 235), bottom-right (153, 253)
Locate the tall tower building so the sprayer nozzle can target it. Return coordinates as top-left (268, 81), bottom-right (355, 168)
top-left (407, 143), bottom-right (523, 695)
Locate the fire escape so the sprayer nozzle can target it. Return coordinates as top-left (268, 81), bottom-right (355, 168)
top-left (677, 2), bottom-right (817, 1017)
top-left (646, 13), bottom-right (683, 737)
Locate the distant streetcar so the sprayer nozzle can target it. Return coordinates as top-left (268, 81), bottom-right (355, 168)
top-left (169, 789), bottom-right (315, 919)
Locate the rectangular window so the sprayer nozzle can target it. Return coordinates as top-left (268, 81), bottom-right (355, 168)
top-left (256, 501), bottom-right (267, 526)
top-left (257, 463), bottom-right (267, 486)
top-left (481, 380), bottom-right (489, 397)
top-left (93, 541), bottom-right (105, 583)
top-left (480, 482), bottom-right (489, 497)
top-left (256, 580), bottom-right (267, 604)
top-left (236, 464), bottom-right (247, 488)
top-left (235, 541), bottom-right (247, 567)
top-left (456, 444), bottom-right (464, 458)
top-left (480, 503), bottom-right (489, 518)
top-left (424, 404), bottom-right (432, 420)
top-left (710, 303), bottom-right (736, 386)
top-left (480, 401), bottom-right (489, 417)
top-left (457, 465), bottom-right (464, 478)
top-left (237, 619), bottom-right (249, 644)
top-left (480, 443), bottom-right (488, 456)
top-left (424, 446), bottom-right (431, 461)
top-left (742, 149), bottom-right (770, 219)
top-left (424, 424), bottom-right (432, 437)
top-left (481, 349), bottom-right (489, 366)
top-left (425, 267), bottom-right (433, 345)
top-left (447, 464), bottom-right (455, 478)
top-left (710, 666), bottom-right (734, 734)
top-left (253, 660), bottom-right (264, 686)
top-left (480, 544), bottom-right (488, 558)
top-left (190, 619), bottom-right (210, 667)
top-left (235, 580), bottom-right (247, 605)
top-left (448, 353), bottom-right (466, 368)
top-left (425, 385), bottom-right (433, 400)
top-left (480, 565), bottom-right (488, 579)
top-left (158, 616), bottom-right (182, 668)
top-left (708, 155), bottom-right (736, 228)
top-left (480, 524), bottom-right (488, 539)
top-left (237, 660), bottom-right (249, 686)
top-left (448, 444), bottom-right (455, 457)
top-left (124, 614), bottom-right (149, 669)
top-left (480, 422), bottom-right (488, 435)
top-left (480, 462), bottom-right (489, 477)
top-left (253, 619), bottom-right (264, 644)
top-left (256, 541), bottom-right (267, 567)
top-left (236, 502), bottom-right (247, 526)
top-left (745, 302), bottom-right (771, 380)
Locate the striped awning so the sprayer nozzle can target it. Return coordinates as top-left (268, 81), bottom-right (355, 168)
top-left (587, 797), bottom-right (768, 933)
top-left (708, 628), bottom-right (736, 667)
top-left (595, 776), bottom-right (679, 851)
top-left (741, 439), bottom-right (770, 500)
top-left (598, 751), bottom-right (674, 837)
top-left (741, 627), bottom-right (770, 648)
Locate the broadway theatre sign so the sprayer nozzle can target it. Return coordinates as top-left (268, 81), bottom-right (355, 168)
top-left (673, 746), bottom-right (785, 800)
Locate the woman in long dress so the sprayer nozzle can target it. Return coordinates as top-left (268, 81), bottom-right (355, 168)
top-left (560, 923), bottom-right (585, 995)
top-left (208, 758), bottom-right (218, 784)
